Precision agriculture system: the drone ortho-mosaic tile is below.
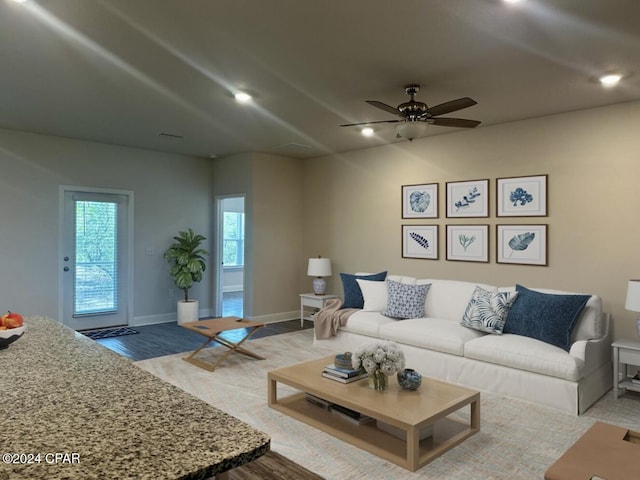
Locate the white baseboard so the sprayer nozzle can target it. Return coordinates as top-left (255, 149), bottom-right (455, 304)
top-left (242, 310), bottom-right (299, 324)
top-left (132, 308), bottom-right (213, 326)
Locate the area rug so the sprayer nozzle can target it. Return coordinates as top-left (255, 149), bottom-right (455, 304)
top-left (135, 329), bottom-right (640, 480)
top-left (82, 326), bottom-right (139, 340)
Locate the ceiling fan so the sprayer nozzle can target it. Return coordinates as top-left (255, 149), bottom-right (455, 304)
top-left (340, 84), bottom-right (481, 140)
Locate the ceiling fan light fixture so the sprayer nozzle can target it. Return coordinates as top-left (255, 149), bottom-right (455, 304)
top-left (395, 121), bottom-right (429, 141)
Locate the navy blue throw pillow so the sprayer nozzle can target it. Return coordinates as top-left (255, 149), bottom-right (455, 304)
top-left (340, 272), bottom-right (387, 309)
top-left (503, 284), bottom-right (590, 352)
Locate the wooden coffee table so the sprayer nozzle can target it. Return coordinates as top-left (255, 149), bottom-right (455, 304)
top-left (181, 316), bottom-right (265, 371)
top-left (268, 355), bottom-right (480, 472)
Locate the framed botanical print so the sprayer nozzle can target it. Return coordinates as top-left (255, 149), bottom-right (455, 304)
top-left (402, 183), bottom-right (438, 218)
top-left (497, 174), bottom-right (547, 217)
top-left (446, 179), bottom-right (489, 218)
top-left (402, 225), bottom-right (438, 260)
top-left (446, 225), bottom-right (489, 263)
top-left (496, 224), bottom-right (548, 266)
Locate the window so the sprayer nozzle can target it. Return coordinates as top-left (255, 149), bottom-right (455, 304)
top-left (223, 212), bottom-right (244, 267)
top-left (74, 200), bottom-right (118, 315)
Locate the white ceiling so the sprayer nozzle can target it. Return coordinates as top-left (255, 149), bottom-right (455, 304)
top-left (1, 0), bottom-right (639, 159)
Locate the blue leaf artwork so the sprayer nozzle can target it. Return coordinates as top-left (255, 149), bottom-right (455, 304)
top-left (455, 187), bottom-right (481, 211)
top-left (409, 232), bottom-right (430, 250)
top-left (458, 234), bottom-right (476, 251)
top-left (508, 232), bottom-right (535, 257)
top-left (510, 188), bottom-right (533, 207)
top-left (409, 191), bottom-right (430, 213)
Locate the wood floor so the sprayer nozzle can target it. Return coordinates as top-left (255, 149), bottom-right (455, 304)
top-left (96, 318), bottom-right (313, 361)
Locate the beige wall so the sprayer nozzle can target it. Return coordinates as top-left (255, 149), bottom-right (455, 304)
top-left (252, 154), bottom-right (303, 317)
top-left (213, 152), bottom-right (303, 319)
top-left (303, 100), bottom-right (640, 341)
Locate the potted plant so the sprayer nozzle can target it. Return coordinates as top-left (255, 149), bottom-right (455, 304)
top-left (164, 228), bottom-right (209, 324)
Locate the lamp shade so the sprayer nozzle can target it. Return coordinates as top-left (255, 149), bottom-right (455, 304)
top-left (395, 121), bottom-right (429, 141)
top-left (625, 280), bottom-right (640, 312)
top-left (307, 257), bottom-right (332, 277)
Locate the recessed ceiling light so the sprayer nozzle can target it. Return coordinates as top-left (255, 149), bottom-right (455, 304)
top-left (12, 0), bottom-right (28, 3)
top-left (599, 73), bottom-right (622, 88)
top-left (503, 0), bottom-right (523, 4)
top-left (234, 91), bottom-right (252, 103)
top-left (361, 127), bottom-right (374, 137)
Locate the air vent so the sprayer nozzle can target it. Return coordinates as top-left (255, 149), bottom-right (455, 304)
top-left (159, 132), bottom-right (184, 139)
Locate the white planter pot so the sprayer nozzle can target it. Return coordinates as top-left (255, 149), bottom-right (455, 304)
top-left (177, 300), bottom-right (199, 325)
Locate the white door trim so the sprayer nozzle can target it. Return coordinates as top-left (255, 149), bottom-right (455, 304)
top-left (58, 185), bottom-right (134, 327)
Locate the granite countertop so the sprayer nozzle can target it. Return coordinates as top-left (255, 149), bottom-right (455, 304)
top-left (0, 316), bottom-right (270, 480)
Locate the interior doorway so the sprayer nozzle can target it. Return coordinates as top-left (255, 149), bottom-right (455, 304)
top-left (215, 195), bottom-right (245, 318)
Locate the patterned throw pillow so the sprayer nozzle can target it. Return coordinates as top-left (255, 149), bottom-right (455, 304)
top-left (461, 286), bottom-right (519, 334)
top-left (383, 280), bottom-right (431, 319)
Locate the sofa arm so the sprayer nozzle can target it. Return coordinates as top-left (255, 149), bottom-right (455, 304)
top-left (569, 313), bottom-right (612, 377)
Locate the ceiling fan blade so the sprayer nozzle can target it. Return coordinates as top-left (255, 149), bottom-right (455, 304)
top-left (429, 117), bottom-right (481, 128)
top-left (340, 119), bottom-right (402, 127)
top-left (365, 100), bottom-right (404, 117)
top-left (425, 97), bottom-right (477, 117)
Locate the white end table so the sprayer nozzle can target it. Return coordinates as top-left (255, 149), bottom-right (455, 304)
top-left (299, 293), bottom-right (339, 327)
top-left (612, 339), bottom-right (640, 399)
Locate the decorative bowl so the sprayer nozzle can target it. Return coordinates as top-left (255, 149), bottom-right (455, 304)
top-left (397, 368), bottom-right (422, 390)
top-left (334, 352), bottom-right (353, 370)
top-left (0, 325), bottom-right (25, 349)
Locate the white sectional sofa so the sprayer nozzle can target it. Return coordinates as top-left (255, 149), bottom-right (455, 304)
top-left (313, 275), bottom-right (612, 414)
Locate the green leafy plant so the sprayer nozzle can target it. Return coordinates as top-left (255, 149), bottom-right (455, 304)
top-left (163, 229), bottom-right (209, 302)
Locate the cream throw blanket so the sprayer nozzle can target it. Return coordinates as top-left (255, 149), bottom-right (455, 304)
top-left (313, 298), bottom-right (358, 339)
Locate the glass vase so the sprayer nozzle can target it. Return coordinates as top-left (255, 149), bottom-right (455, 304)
top-left (368, 368), bottom-right (388, 391)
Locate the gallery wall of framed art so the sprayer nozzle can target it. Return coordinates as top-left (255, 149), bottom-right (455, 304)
top-left (401, 174), bottom-right (548, 265)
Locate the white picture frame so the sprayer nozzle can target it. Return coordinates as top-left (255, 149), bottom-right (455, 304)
top-left (446, 179), bottom-right (489, 218)
top-left (446, 225), bottom-right (489, 263)
top-left (402, 183), bottom-right (438, 219)
top-left (402, 225), bottom-right (438, 260)
top-left (497, 174), bottom-right (547, 217)
top-left (496, 224), bottom-right (548, 266)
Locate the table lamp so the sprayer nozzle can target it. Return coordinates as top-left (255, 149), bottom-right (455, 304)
top-left (624, 279), bottom-right (640, 337)
top-left (307, 257), bottom-right (332, 295)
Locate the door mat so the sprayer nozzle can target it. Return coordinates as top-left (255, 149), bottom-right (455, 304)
top-left (82, 327), bottom-right (140, 340)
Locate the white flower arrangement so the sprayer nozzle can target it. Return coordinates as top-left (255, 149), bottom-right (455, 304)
top-left (352, 341), bottom-right (405, 375)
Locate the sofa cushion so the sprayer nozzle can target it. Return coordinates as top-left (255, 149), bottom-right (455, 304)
top-left (340, 311), bottom-right (396, 337)
top-left (500, 286), bottom-right (602, 342)
top-left (503, 285), bottom-right (590, 352)
top-left (340, 271), bottom-right (387, 309)
top-left (379, 317), bottom-right (485, 356)
top-left (464, 333), bottom-right (584, 381)
top-left (424, 279), bottom-right (498, 321)
top-left (356, 279), bottom-right (388, 312)
top-left (383, 280), bottom-right (431, 319)
top-left (461, 287), bottom-right (519, 334)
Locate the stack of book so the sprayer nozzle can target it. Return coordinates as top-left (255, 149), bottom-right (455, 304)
top-left (305, 394), bottom-right (374, 425)
top-left (321, 364), bottom-right (369, 383)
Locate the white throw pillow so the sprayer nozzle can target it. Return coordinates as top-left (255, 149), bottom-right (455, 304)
top-left (356, 279), bottom-right (388, 312)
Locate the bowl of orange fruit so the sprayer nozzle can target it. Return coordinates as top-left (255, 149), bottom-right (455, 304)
top-left (0, 311), bottom-right (25, 349)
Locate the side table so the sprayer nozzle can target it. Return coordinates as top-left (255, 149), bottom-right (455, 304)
top-left (612, 339), bottom-right (640, 399)
top-left (299, 293), bottom-right (338, 327)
